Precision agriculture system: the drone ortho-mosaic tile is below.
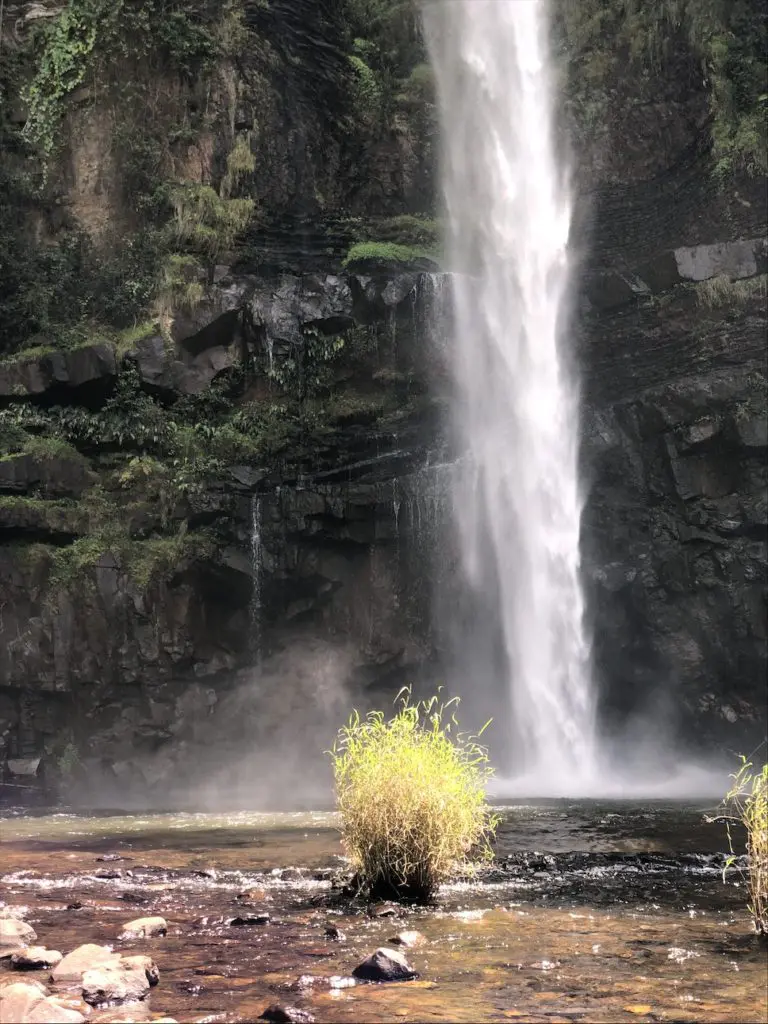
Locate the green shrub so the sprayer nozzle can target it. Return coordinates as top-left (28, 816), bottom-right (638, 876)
top-left (721, 757), bottom-right (768, 936)
top-left (330, 688), bottom-right (498, 901)
top-left (342, 241), bottom-right (439, 270)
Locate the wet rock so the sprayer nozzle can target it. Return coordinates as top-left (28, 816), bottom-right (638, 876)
top-left (278, 868), bottom-right (304, 882)
top-left (0, 917), bottom-right (37, 956)
top-left (52, 944), bottom-right (117, 982)
top-left (352, 947), bottom-right (418, 982)
top-left (119, 916), bottom-right (167, 939)
top-left (81, 955), bottom-right (159, 1007)
top-left (66, 902), bottom-right (84, 911)
top-left (97, 854), bottom-right (128, 863)
top-left (120, 955), bottom-right (160, 988)
top-left (230, 913), bottom-right (270, 926)
top-left (0, 980), bottom-right (86, 1023)
top-left (367, 902), bottom-right (401, 918)
top-left (6, 758), bottom-right (41, 777)
top-left (11, 947), bottom-right (63, 970)
top-left (388, 930), bottom-right (427, 948)
top-left (236, 887), bottom-right (267, 903)
top-left (0, 343), bottom-right (116, 399)
top-left (95, 869), bottom-right (123, 879)
top-left (0, 905), bottom-right (30, 919)
top-left (258, 1005), bottom-right (315, 1023)
top-left (324, 925), bottom-right (346, 941)
top-left (191, 915), bottom-right (228, 929)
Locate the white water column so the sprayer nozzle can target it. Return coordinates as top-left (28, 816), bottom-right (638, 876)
top-left (422, 0), bottom-right (596, 789)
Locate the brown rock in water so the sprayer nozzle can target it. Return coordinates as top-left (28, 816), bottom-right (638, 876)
top-left (52, 944), bottom-right (117, 982)
top-left (230, 913), bottom-right (270, 926)
top-left (0, 918), bottom-right (37, 956)
top-left (352, 947), bottom-right (418, 982)
top-left (367, 902), bottom-right (401, 918)
top-left (236, 887), bottom-right (267, 903)
top-left (324, 924), bottom-right (346, 941)
top-left (119, 915), bottom-right (167, 939)
top-left (259, 1005), bottom-right (315, 1023)
top-left (11, 946), bottom-right (64, 970)
top-left (0, 980), bottom-right (85, 1023)
top-left (81, 954), bottom-right (159, 1007)
top-left (388, 930), bottom-right (427, 948)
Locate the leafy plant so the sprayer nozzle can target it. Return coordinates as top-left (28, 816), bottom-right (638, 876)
top-left (718, 756), bottom-right (768, 936)
top-left (330, 687), bottom-right (498, 901)
top-left (342, 240), bottom-right (439, 270)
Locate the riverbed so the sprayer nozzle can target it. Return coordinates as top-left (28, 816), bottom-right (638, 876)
top-left (1, 801), bottom-right (766, 1023)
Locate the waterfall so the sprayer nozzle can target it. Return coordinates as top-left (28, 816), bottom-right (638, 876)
top-left (423, 0), bottom-right (596, 789)
top-left (249, 495), bottom-right (263, 665)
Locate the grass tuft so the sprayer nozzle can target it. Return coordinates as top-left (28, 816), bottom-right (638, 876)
top-left (330, 687), bottom-right (498, 902)
top-left (721, 756), bottom-right (768, 936)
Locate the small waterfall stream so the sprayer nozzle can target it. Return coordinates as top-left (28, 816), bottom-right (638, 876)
top-left (249, 495), bottom-right (263, 665)
top-left (423, 0), bottom-right (596, 790)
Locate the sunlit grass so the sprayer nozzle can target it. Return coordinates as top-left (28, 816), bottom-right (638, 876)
top-left (721, 756), bottom-right (768, 936)
top-left (330, 688), bottom-right (498, 901)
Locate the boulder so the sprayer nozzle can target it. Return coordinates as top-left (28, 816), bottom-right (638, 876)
top-left (0, 981), bottom-right (85, 1023)
top-left (119, 916), bottom-right (167, 939)
top-left (0, 918), bottom-right (37, 956)
top-left (0, 454), bottom-right (93, 498)
top-left (258, 1005), bottom-right (316, 1023)
top-left (51, 944), bottom-right (117, 982)
top-left (352, 947), bottom-right (418, 982)
top-left (81, 955), bottom-right (158, 1007)
top-left (6, 758), bottom-right (41, 777)
top-left (388, 930), bottom-right (427, 949)
top-left (0, 343), bottom-right (116, 399)
top-left (11, 947), bottom-right (63, 970)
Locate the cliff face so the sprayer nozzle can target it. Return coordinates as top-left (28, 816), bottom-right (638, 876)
top-left (0, 0), bottom-right (765, 801)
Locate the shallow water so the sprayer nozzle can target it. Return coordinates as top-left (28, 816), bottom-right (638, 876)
top-left (2, 802), bottom-right (766, 1023)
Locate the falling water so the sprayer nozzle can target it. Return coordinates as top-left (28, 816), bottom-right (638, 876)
top-left (422, 0), bottom-right (596, 789)
top-left (249, 495), bottom-right (263, 665)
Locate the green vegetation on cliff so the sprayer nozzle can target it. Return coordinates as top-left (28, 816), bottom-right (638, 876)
top-left (560, 0), bottom-right (767, 175)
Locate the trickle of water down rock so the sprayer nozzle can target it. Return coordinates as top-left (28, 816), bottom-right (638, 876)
top-left (423, 0), bottom-right (596, 790)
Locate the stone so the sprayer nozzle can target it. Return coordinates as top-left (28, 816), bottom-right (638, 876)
top-left (81, 955), bottom-right (158, 1007)
top-left (51, 944), bottom-right (117, 982)
top-left (324, 925), bottom-right (346, 941)
top-left (352, 947), bottom-right (418, 982)
top-left (0, 918), bottom-right (37, 956)
top-left (236, 888), bottom-right (267, 903)
top-left (6, 758), bottom-right (41, 776)
top-left (0, 454), bottom-right (93, 498)
top-left (230, 913), bottom-right (270, 926)
top-left (11, 947), bottom-right (63, 970)
top-left (0, 343), bottom-right (116, 399)
top-left (367, 902), bottom-right (401, 918)
top-left (119, 916), bottom-right (167, 939)
top-left (388, 930), bottom-right (427, 949)
top-left (258, 1005), bottom-right (315, 1023)
top-left (0, 981), bottom-right (85, 1023)
top-left (119, 955), bottom-right (160, 989)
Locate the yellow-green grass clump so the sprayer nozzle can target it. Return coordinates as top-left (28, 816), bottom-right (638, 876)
top-left (330, 688), bottom-right (498, 901)
top-left (723, 757), bottom-right (768, 936)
